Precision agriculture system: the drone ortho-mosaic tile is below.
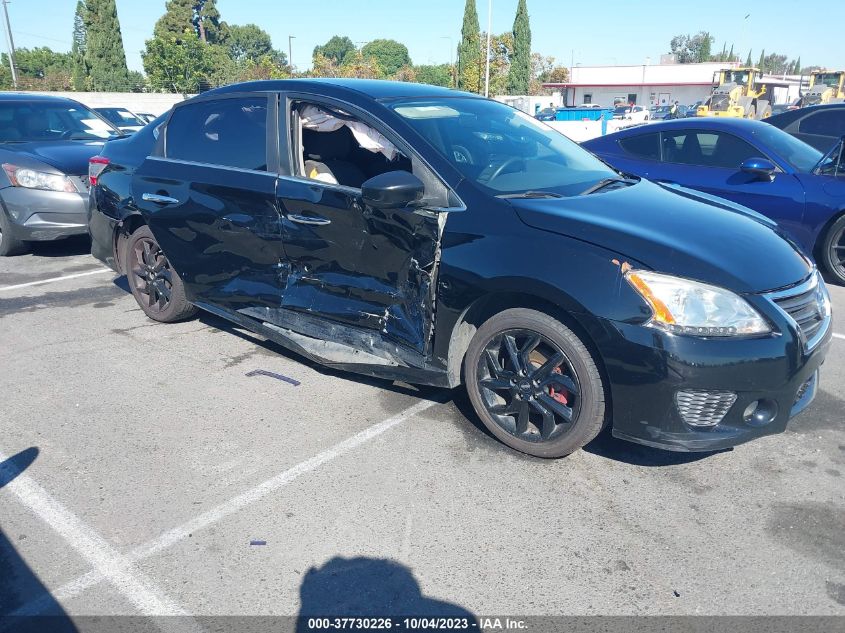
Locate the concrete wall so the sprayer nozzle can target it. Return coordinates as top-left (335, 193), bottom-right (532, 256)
top-left (547, 119), bottom-right (638, 143)
top-left (30, 92), bottom-right (190, 115)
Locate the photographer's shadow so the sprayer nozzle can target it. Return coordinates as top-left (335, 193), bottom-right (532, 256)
top-left (295, 557), bottom-right (478, 631)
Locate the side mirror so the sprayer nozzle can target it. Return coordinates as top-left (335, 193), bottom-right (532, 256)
top-left (741, 157), bottom-right (776, 181)
top-left (362, 171), bottom-right (425, 210)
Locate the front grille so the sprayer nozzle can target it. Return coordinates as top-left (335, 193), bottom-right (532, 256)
top-left (675, 390), bottom-right (737, 427)
top-left (768, 273), bottom-right (829, 351)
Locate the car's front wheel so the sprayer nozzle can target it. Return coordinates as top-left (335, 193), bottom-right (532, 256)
top-left (126, 225), bottom-right (197, 322)
top-left (464, 308), bottom-right (606, 458)
top-left (821, 215), bottom-right (845, 285)
top-left (0, 211), bottom-right (28, 256)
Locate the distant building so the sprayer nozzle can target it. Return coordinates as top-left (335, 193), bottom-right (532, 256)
top-left (544, 61), bottom-right (741, 108)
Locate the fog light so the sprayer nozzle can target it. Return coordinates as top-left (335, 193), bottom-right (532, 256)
top-left (742, 399), bottom-right (778, 427)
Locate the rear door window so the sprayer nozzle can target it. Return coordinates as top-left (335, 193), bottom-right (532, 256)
top-left (798, 110), bottom-right (845, 137)
top-left (660, 130), bottom-right (758, 169)
top-left (165, 97), bottom-right (268, 171)
top-left (618, 133), bottom-right (660, 160)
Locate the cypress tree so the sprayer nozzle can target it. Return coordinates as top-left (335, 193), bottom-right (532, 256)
top-left (83, 0), bottom-right (129, 91)
top-left (154, 0), bottom-right (194, 41)
top-left (457, 0), bottom-right (482, 93)
top-left (727, 44), bottom-right (734, 62)
top-left (792, 57), bottom-right (801, 74)
top-left (758, 49), bottom-right (765, 71)
top-left (194, 0), bottom-right (227, 44)
top-left (745, 50), bottom-right (752, 66)
top-left (71, 0), bottom-right (87, 91)
top-left (506, 0), bottom-right (531, 95)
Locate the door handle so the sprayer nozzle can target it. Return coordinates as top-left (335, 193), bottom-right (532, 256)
top-left (288, 214), bottom-right (331, 226)
top-left (142, 193), bottom-right (179, 205)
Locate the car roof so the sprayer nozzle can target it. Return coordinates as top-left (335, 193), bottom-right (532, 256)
top-left (607, 117), bottom-right (774, 136)
top-left (0, 92), bottom-right (84, 105)
top-left (204, 78), bottom-right (480, 101)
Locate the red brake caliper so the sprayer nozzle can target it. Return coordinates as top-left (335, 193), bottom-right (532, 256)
top-left (548, 367), bottom-right (569, 405)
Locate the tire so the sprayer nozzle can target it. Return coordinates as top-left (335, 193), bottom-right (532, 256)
top-left (125, 225), bottom-right (197, 322)
top-left (463, 308), bottom-right (606, 458)
top-left (0, 210), bottom-right (29, 256)
top-left (820, 215), bottom-right (845, 285)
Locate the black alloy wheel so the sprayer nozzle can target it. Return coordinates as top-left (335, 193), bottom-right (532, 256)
top-left (822, 215), bottom-right (845, 285)
top-left (464, 308), bottom-right (606, 458)
top-left (477, 330), bottom-right (581, 443)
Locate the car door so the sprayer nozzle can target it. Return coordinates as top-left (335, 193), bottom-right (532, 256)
top-left (131, 93), bottom-right (286, 310)
top-left (655, 128), bottom-right (806, 236)
top-left (270, 95), bottom-right (448, 357)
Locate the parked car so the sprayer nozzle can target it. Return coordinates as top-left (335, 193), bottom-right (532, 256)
top-left (135, 112), bottom-right (156, 124)
top-left (0, 93), bottom-right (121, 256)
top-left (535, 107), bottom-right (557, 121)
top-left (612, 105), bottom-right (649, 122)
top-left (650, 105), bottom-right (687, 120)
top-left (583, 118), bottom-right (845, 284)
top-left (766, 103), bottom-right (845, 153)
top-left (686, 101), bottom-right (703, 117)
top-left (93, 107), bottom-right (146, 133)
top-left (89, 79), bottom-right (830, 458)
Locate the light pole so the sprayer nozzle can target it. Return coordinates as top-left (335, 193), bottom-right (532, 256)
top-left (484, 0), bottom-right (492, 97)
top-left (440, 36), bottom-right (454, 87)
top-left (1, 0), bottom-right (17, 89)
top-left (742, 14), bottom-right (750, 66)
top-left (288, 35), bottom-right (295, 70)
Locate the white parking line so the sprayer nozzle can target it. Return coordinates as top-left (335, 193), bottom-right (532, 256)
top-left (0, 452), bottom-right (202, 633)
top-left (10, 395), bottom-right (444, 617)
top-left (834, 333), bottom-right (845, 341)
top-left (0, 268), bottom-right (112, 292)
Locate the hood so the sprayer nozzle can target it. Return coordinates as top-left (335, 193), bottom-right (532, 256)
top-left (2, 140), bottom-right (107, 176)
top-left (511, 179), bottom-right (811, 294)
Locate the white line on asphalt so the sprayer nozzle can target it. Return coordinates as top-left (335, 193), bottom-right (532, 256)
top-left (0, 268), bottom-right (111, 292)
top-left (834, 333), bottom-right (845, 341)
top-left (10, 395), bottom-right (445, 617)
top-left (0, 451), bottom-right (203, 633)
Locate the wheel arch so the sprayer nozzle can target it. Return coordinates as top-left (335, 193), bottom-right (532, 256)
top-left (113, 212), bottom-right (146, 275)
top-left (812, 208), bottom-right (845, 260)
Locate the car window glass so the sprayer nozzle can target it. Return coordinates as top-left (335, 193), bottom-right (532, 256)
top-left (661, 130), bottom-right (757, 168)
top-left (618, 133), bottom-right (660, 161)
top-left (0, 102), bottom-right (119, 141)
top-left (166, 97), bottom-right (267, 171)
top-left (292, 101), bottom-right (412, 190)
top-left (799, 110), bottom-right (845, 137)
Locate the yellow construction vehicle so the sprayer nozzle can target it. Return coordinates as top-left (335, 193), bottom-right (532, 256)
top-left (800, 70), bottom-right (845, 106)
top-left (696, 67), bottom-right (773, 119)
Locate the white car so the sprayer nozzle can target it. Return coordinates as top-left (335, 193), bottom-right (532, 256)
top-left (612, 105), bottom-right (649, 122)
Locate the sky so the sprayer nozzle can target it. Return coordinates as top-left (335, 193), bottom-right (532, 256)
top-left (4, 0), bottom-right (844, 74)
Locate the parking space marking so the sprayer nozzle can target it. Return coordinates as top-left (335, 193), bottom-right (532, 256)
top-left (834, 333), bottom-right (845, 341)
top-left (0, 268), bottom-right (112, 292)
top-left (10, 395), bottom-right (445, 616)
top-left (0, 451), bottom-right (202, 632)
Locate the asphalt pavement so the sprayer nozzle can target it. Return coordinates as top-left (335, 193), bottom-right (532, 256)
top-left (1, 236), bottom-right (843, 627)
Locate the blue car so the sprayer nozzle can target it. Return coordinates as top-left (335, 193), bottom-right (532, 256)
top-left (583, 118), bottom-right (845, 284)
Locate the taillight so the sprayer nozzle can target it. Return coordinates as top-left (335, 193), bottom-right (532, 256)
top-left (88, 156), bottom-right (110, 187)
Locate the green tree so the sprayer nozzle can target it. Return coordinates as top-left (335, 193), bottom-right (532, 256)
top-left (792, 57), bottom-right (801, 74)
top-left (313, 36), bottom-right (355, 65)
top-left (727, 44), bottom-right (734, 62)
top-left (361, 39), bottom-right (411, 78)
top-left (506, 0), bottom-right (531, 94)
top-left (758, 48), bottom-right (765, 70)
top-left (71, 1), bottom-right (88, 90)
top-left (127, 70), bottom-right (146, 92)
top-left (2, 48), bottom-right (73, 90)
top-left (484, 32), bottom-right (513, 96)
top-left (84, 0), bottom-right (129, 90)
top-left (227, 24), bottom-right (285, 64)
top-left (339, 50), bottom-right (382, 79)
top-left (154, 0), bottom-right (194, 41)
top-left (670, 31), bottom-right (714, 63)
top-left (415, 64), bottom-right (452, 87)
top-left (458, 0), bottom-right (482, 92)
top-left (193, 0), bottom-right (227, 44)
top-left (745, 50), bottom-right (752, 66)
top-left (143, 29), bottom-right (229, 96)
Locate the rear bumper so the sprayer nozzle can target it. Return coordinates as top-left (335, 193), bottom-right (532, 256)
top-left (594, 314), bottom-right (832, 452)
top-left (0, 186), bottom-right (88, 241)
top-left (88, 204), bottom-right (120, 272)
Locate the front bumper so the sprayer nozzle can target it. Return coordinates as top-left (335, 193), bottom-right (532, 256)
top-left (0, 186), bottom-right (88, 242)
top-left (592, 298), bottom-right (832, 452)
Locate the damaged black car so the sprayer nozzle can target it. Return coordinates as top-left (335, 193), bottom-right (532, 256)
top-left (88, 80), bottom-right (832, 458)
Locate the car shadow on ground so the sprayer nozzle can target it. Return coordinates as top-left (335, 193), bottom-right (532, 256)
top-left (295, 556), bottom-right (478, 630)
top-left (26, 236), bottom-right (91, 258)
top-left (0, 448), bottom-right (78, 632)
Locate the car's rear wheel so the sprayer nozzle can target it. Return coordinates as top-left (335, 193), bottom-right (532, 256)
top-left (0, 211), bottom-right (29, 256)
top-left (463, 308), bottom-right (606, 458)
top-left (821, 215), bottom-right (845, 285)
top-left (126, 225), bottom-right (197, 322)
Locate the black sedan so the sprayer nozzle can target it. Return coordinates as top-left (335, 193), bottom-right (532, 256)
top-left (0, 93), bottom-right (121, 256)
top-left (766, 103), bottom-right (845, 153)
top-left (89, 79), bottom-right (831, 458)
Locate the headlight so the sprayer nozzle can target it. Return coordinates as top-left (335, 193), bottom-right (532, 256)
top-left (2, 163), bottom-right (78, 193)
top-left (625, 269), bottom-right (771, 337)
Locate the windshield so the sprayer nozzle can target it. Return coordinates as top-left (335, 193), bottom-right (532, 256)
top-left (0, 101), bottom-right (120, 142)
top-left (725, 71), bottom-right (751, 86)
top-left (613, 106), bottom-right (632, 115)
top-left (391, 98), bottom-right (617, 196)
top-left (750, 123), bottom-right (823, 172)
top-left (814, 73), bottom-right (842, 88)
top-left (99, 108), bottom-right (143, 125)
